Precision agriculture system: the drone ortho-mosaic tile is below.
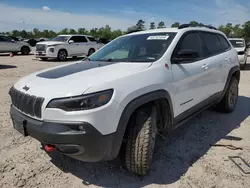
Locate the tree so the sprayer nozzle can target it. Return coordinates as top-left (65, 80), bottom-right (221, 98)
top-left (59, 28), bottom-right (69, 34)
top-left (171, 22), bottom-right (180, 28)
top-left (157, 21), bottom-right (165, 28)
top-left (150, 22), bottom-right (156, 29)
top-left (136, 19), bottom-right (145, 30)
top-left (12, 30), bottom-right (19, 37)
top-left (78, 28), bottom-right (87, 35)
top-left (69, 29), bottom-right (77, 34)
top-left (243, 21), bottom-right (250, 42)
top-left (189, 21), bottom-right (199, 26)
top-left (112, 29), bottom-right (123, 39)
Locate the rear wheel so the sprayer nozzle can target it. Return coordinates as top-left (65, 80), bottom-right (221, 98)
top-left (57, 50), bottom-right (67, 61)
top-left (216, 77), bottom-right (239, 113)
top-left (124, 105), bottom-right (158, 176)
top-left (88, 48), bottom-right (95, 56)
top-left (21, 46), bottom-right (30, 55)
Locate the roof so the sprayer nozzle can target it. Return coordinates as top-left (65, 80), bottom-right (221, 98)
top-left (126, 27), bottom-right (225, 36)
top-left (228, 38), bottom-right (245, 40)
top-left (58, 34), bottom-right (94, 37)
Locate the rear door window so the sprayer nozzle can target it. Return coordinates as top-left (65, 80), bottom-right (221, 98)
top-left (87, 37), bottom-right (97, 42)
top-left (201, 32), bottom-right (222, 56)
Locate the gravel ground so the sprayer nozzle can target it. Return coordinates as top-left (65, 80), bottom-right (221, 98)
top-left (0, 53), bottom-right (250, 188)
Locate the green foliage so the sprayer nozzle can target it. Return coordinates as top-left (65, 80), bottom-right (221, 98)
top-left (1, 19), bottom-right (250, 42)
top-left (157, 21), bottom-right (165, 28)
top-left (150, 22), bottom-right (156, 29)
top-left (171, 22), bottom-right (180, 28)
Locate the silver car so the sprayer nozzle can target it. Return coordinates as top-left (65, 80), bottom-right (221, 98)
top-left (0, 35), bottom-right (31, 55)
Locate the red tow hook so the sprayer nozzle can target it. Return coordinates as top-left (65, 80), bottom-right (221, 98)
top-left (44, 144), bottom-right (56, 152)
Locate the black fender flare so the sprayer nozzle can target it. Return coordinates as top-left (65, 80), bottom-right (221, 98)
top-left (107, 89), bottom-right (174, 160)
top-left (219, 65), bottom-right (240, 101)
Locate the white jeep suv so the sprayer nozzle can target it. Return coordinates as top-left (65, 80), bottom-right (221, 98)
top-left (229, 38), bottom-right (248, 69)
top-left (0, 35), bottom-right (31, 55)
top-left (9, 24), bottom-right (240, 176)
top-left (35, 34), bottom-right (104, 61)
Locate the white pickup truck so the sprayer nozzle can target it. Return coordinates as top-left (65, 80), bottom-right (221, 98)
top-left (35, 34), bottom-right (105, 61)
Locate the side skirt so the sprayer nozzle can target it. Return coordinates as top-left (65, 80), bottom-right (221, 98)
top-left (173, 92), bottom-right (222, 129)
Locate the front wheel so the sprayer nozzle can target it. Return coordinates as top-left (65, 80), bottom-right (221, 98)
top-left (216, 77), bottom-right (239, 113)
top-left (40, 58), bottom-right (48, 61)
top-left (124, 105), bottom-right (158, 176)
top-left (57, 50), bottom-right (67, 61)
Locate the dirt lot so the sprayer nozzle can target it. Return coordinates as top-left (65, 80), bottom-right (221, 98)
top-left (0, 53), bottom-right (250, 188)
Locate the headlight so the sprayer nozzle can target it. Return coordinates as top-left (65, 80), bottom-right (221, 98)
top-left (47, 89), bottom-right (114, 111)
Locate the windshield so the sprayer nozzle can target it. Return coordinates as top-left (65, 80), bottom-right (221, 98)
top-left (88, 32), bottom-right (176, 62)
top-left (229, 40), bottom-right (245, 48)
top-left (52, 36), bottom-right (70, 42)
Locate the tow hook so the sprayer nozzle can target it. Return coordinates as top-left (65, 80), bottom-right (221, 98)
top-left (44, 144), bottom-right (56, 152)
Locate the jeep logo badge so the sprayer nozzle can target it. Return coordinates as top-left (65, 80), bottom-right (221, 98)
top-left (23, 86), bottom-right (30, 91)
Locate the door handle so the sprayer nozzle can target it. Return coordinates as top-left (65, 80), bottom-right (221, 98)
top-left (202, 64), bottom-right (209, 69)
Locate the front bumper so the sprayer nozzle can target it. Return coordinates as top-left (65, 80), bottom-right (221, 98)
top-left (10, 105), bottom-right (116, 162)
top-left (238, 55), bottom-right (247, 64)
top-left (35, 48), bottom-right (57, 58)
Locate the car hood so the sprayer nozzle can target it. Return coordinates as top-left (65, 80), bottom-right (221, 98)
top-left (36, 41), bottom-right (65, 46)
top-left (234, 47), bottom-right (245, 52)
top-left (14, 60), bottom-right (152, 99)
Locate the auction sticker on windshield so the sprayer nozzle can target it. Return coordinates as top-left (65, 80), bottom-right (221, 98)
top-left (147, 36), bottom-right (169, 40)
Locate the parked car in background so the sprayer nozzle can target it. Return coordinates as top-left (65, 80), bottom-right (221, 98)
top-left (229, 38), bottom-right (249, 69)
top-left (97, 38), bottom-right (111, 44)
top-left (35, 34), bottom-right (105, 61)
top-left (24, 38), bottom-right (38, 47)
top-left (9, 36), bottom-right (20, 41)
top-left (0, 35), bottom-right (31, 55)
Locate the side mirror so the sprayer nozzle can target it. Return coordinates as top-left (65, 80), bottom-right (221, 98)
top-left (172, 50), bottom-right (200, 63)
top-left (68, 40), bottom-right (74, 44)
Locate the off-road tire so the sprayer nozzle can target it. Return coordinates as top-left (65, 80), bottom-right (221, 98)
top-left (21, 46), bottom-right (30, 55)
top-left (57, 50), bottom-right (67, 61)
top-left (40, 58), bottom-right (48, 61)
top-left (88, 48), bottom-right (95, 56)
top-left (124, 105), bottom-right (158, 176)
top-left (216, 77), bottom-right (238, 113)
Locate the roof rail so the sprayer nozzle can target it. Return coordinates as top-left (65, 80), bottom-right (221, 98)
top-left (178, 24), bottom-right (217, 30)
top-left (126, 29), bottom-right (143, 34)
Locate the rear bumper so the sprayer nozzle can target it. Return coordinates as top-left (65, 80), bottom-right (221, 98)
top-left (10, 105), bottom-right (116, 162)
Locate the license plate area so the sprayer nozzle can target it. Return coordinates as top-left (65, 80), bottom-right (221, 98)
top-left (11, 114), bottom-right (27, 136)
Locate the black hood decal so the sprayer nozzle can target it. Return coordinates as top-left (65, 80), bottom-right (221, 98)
top-left (37, 61), bottom-right (114, 79)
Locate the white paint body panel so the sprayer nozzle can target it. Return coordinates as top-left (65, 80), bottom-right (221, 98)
top-left (13, 28), bottom-right (239, 135)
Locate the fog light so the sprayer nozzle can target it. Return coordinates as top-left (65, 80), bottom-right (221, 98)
top-left (49, 48), bottom-right (54, 53)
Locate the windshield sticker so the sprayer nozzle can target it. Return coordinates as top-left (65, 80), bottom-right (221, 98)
top-left (147, 36), bottom-right (169, 40)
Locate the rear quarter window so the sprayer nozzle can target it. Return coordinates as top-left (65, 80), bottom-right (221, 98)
top-left (217, 34), bottom-right (231, 51)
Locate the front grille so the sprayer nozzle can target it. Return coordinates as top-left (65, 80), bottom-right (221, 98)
top-left (36, 44), bottom-right (46, 52)
top-left (9, 87), bottom-right (44, 118)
